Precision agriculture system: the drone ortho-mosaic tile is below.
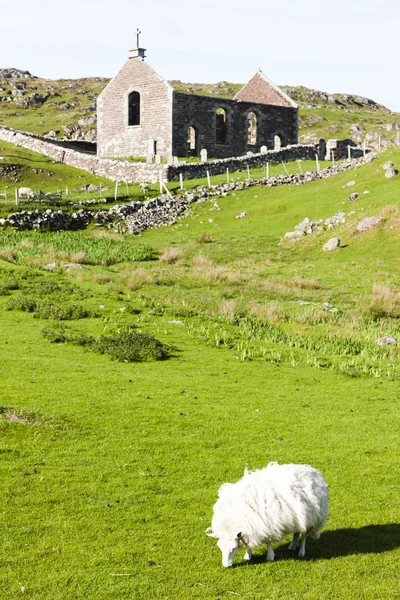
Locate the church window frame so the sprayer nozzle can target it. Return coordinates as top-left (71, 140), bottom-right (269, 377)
top-left (128, 90), bottom-right (141, 127)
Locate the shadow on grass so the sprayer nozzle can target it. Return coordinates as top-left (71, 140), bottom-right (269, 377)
top-left (241, 524), bottom-right (400, 566)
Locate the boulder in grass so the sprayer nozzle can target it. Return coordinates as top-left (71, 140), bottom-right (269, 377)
top-left (323, 237), bottom-right (340, 251)
top-left (356, 216), bottom-right (381, 231)
top-left (385, 168), bottom-right (398, 179)
top-left (376, 336), bottom-right (397, 346)
top-left (283, 230), bottom-right (305, 241)
top-left (347, 192), bottom-right (359, 202)
top-left (383, 161), bottom-right (394, 170)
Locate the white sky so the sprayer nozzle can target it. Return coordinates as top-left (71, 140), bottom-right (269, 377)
top-left (2, 0), bottom-right (399, 111)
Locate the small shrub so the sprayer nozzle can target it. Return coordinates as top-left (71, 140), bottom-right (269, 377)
top-left (192, 254), bottom-right (214, 268)
top-left (70, 251), bottom-right (86, 264)
top-left (196, 233), bottom-right (214, 244)
top-left (289, 277), bottom-right (320, 290)
top-left (219, 299), bottom-right (237, 322)
top-left (0, 248), bottom-right (17, 263)
top-left (367, 282), bottom-right (400, 320)
top-left (250, 301), bottom-right (286, 324)
top-left (92, 274), bottom-right (112, 285)
top-left (7, 296), bottom-right (37, 312)
top-left (41, 326), bottom-right (172, 362)
top-left (122, 267), bottom-right (154, 291)
top-left (160, 247), bottom-right (182, 264)
top-left (34, 302), bottom-right (92, 320)
top-left (42, 324), bottom-right (69, 343)
top-left (19, 240), bottom-right (34, 250)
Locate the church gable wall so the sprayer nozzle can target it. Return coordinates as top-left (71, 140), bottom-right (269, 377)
top-left (97, 59), bottom-right (172, 158)
top-left (234, 72), bottom-right (293, 107)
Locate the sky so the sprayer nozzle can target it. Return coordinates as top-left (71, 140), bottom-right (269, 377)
top-left (2, 0), bottom-right (399, 111)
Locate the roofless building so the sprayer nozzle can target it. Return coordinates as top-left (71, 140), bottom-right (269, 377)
top-left (97, 32), bottom-right (298, 160)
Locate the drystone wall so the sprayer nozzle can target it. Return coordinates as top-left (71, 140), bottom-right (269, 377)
top-left (167, 144), bottom-right (318, 180)
top-left (0, 126), bottom-right (166, 183)
top-left (0, 125), bottom-right (367, 184)
top-left (0, 153), bottom-right (376, 234)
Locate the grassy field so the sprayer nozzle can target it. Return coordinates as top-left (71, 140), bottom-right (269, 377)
top-left (1, 146), bottom-right (399, 599)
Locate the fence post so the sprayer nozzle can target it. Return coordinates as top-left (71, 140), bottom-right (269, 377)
top-left (15, 188), bottom-right (18, 206)
top-left (114, 180), bottom-right (118, 201)
top-left (162, 182), bottom-right (173, 199)
top-left (247, 165), bottom-right (250, 179)
top-left (206, 170), bottom-right (211, 188)
top-left (315, 154), bottom-right (320, 172)
top-left (66, 187), bottom-right (69, 202)
top-left (159, 172), bottom-right (163, 195)
top-left (125, 180), bottom-right (129, 196)
top-left (179, 173), bottom-right (184, 190)
top-left (226, 168), bottom-right (230, 183)
top-left (348, 145), bottom-right (351, 162)
top-left (266, 163), bottom-right (269, 179)
top-left (363, 141), bottom-right (366, 159)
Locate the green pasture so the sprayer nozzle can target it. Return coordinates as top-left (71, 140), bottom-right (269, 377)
top-left (0, 146), bottom-right (399, 598)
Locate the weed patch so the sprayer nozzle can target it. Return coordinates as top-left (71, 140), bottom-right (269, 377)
top-left (42, 325), bottom-right (173, 362)
top-left (7, 295), bottom-right (93, 320)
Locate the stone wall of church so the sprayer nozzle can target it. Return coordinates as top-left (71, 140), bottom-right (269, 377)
top-left (97, 58), bottom-right (173, 159)
top-left (172, 93), bottom-right (298, 158)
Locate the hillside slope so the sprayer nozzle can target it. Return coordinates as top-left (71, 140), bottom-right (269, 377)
top-left (0, 69), bottom-right (399, 148)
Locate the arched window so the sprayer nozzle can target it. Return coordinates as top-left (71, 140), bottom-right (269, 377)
top-left (187, 126), bottom-right (197, 155)
top-left (216, 108), bottom-right (227, 144)
top-left (274, 134), bottom-right (283, 150)
top-left (128, 91), bottom-right (140, 126)
top-left (247, 112), bottom-right (257, 145)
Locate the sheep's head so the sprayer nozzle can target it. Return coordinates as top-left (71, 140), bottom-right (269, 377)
top-left (216, 532), bottom-right (243, 568)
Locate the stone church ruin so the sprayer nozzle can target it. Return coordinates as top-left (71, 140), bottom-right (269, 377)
top-left (97, 34), bottom-right (298, 161)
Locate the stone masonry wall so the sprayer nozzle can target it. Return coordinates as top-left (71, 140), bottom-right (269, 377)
top-left (172, 92), bottom-right (297, 158)
top-left (167, 144), bottom-right (318, 180)
top-left (0, 126), bottom-right (166, 183)
top-left (1, 125), bottom-right (363, 183)
top-left (97, 57), bottom-right (173, 158)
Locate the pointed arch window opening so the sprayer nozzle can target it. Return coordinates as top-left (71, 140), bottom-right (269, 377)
top-left (128, 91), bottom-right (141, 126)
top-left (216, 108), bottom-right (227, 144)
top-left (187, 126), bottom-right (197, 155)
top-left (247, 112), bottom-right (257, 145)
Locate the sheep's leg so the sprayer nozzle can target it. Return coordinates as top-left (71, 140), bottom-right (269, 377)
top-left (298, 534), bottom-right (307, 558)
top-left (266, 542), bottom-right (275, 562)
top-left (288, 532), bottom-right (300, 551)
top-left (243, 546), bottom-right (253, 561)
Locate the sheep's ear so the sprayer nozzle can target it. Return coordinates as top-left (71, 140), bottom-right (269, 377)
top-left (236, 532), bottom-right (242, 540)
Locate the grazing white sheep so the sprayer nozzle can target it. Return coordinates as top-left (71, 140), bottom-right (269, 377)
top-left (207, 462), bottom-right (329, 567)
top-left (18, 187), bottom-right (35, 199)
top-left (139, 182), bottom-right (151, 193)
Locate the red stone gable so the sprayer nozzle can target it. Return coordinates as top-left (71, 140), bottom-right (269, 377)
top-left (234, 72), bottom-right (296, 108)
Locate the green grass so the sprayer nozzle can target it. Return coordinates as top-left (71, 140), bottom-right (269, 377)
top-left (0, 146), bottom-right (399, 598)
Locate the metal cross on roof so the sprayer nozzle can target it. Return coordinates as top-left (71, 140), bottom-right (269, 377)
top-left (135, 28), bottom-right (141, 48)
